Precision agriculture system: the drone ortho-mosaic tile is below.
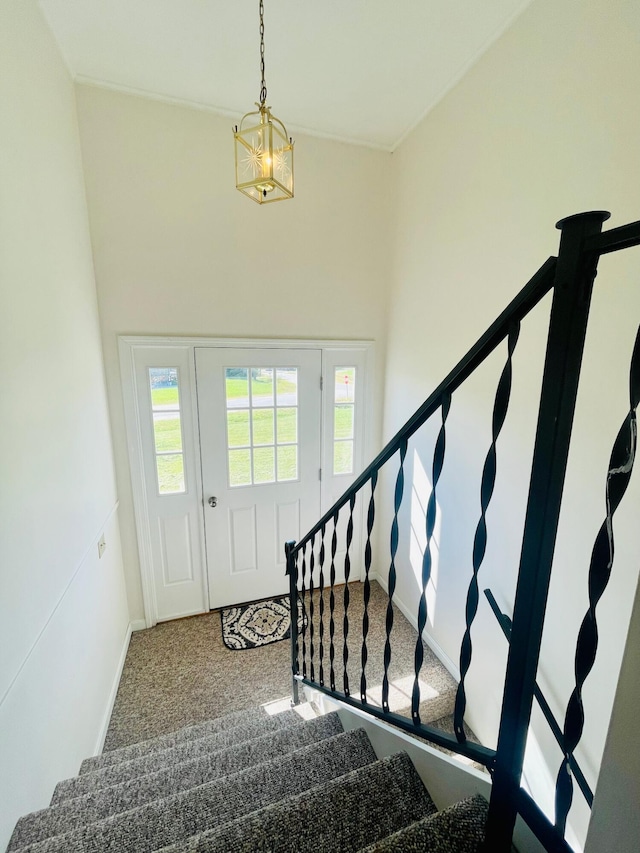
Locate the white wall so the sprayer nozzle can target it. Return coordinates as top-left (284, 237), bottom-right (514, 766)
top-left (74, 84), bottom-right (392, 623)
top-left (585, 571), bottom-right (640, 852)
top-left (381, 0), bottom-right (640, 847)
top-left (0, 4), bottom-right (130, 848)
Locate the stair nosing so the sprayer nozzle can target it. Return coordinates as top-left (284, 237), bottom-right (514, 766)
top-left (7, 713), bottom-right (345, 850)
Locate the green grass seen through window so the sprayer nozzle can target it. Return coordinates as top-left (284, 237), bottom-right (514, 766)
top-left (153, 416), bottom-right (182, 452)
top-left (227, 408), bottom-right (298, 447)
top-left (151, 386), bottom-right (179, 406)
top-left (156, 454), bottom-right (185, 493)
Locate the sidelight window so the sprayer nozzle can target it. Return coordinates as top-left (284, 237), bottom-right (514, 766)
top-left (148, 367), bottom-right (186, 494)
top-left (333, 367), bottom-right (355, 475)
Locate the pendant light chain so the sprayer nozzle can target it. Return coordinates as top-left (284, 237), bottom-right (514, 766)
top-left (259, 0), bottom-right (267, 107)
top-left (234, 0), bottom-right (293, 202)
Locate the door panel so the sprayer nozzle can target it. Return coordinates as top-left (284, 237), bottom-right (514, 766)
top-left (196, 348), bottom-right (322, 608)
top-left (133, 347), bottom-right (207, 622)
top-left (158, 515), bottom-right (194, 585)
top-left (228, 504), bottom-right (257, 573)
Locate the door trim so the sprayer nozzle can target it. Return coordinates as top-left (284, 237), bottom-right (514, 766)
top-left (119, 335), bottom-right (375, 628)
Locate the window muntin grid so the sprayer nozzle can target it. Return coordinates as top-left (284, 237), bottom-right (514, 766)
top-left (333, 367), bottom-right (355, 475)
top-left (225, 367), bottom-right (299, 487)
top-left (148, 367), bottom-right (186, 494)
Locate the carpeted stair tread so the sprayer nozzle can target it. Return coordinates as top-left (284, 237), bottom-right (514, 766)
top-left (155, 751), bottom-right (437, 853)
top-left (357, 794), bottom-right (489, 852)
top-left (50, 709), bottom-right (302, 805)
top-left (79, 706), bottom-right (268, 774)
top-left (10, 729), bottom-right (377, 853)
top-left (8, 713), bottom-right (344, 850)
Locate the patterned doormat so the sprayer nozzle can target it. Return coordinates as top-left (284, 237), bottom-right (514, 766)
top-left (220, 596), bottom-right (306, 651)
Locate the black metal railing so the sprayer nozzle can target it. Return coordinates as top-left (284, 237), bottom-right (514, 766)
top-left (484, 588), bottom-right (594, 809)
top-left (286, 211), bottom-right (640, 853)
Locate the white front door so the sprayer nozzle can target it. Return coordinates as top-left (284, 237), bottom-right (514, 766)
top-left (195, 348), bottom-right (322, 609)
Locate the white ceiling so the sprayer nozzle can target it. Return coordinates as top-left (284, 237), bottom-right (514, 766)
top-left (39, 0), bottom-right (534, 150)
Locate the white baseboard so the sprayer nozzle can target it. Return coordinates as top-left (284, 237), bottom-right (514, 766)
top-left (423, 632), bottom-right (461, 682)
top-left (130, 619), bottom-right (147, 632)
top-left (371, 572), bottom-right (461, 681)
top-left (93, 621), bottom-right (133, 756)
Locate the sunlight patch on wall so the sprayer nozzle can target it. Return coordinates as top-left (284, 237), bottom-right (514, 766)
top-left (410, 449), bottom-right (441, 630)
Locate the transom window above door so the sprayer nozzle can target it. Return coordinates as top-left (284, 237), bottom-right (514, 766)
top-left (225, 367), bottom-right (299, 487)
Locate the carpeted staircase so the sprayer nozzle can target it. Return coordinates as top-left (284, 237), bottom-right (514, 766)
top-left (7, 706), bottom-right (489, 853)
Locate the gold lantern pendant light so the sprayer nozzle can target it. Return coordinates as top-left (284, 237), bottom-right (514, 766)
top-left (234, 0), bottom-right (294, 204)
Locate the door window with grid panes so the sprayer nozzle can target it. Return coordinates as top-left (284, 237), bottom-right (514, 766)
top-left (225, 367), bottom-right (299, 486)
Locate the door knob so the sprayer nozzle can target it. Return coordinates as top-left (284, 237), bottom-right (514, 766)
top-left (208, 496), bottom-right (218, 508)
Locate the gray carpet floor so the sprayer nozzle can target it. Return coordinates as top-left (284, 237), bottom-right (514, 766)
top-left (104, 580), bottom-right (467, 753)
top-left (156, 752), bottom-right (438, 853)
top-left (8, 581), bottom-right (491, 853)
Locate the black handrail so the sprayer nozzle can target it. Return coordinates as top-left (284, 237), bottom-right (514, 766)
top-left (517, 788), bottom-right (575, 853)
top-left (298, 678), bottom-right (496, 767)
top-left (583, 218), bottom-right (640, 255)
top-left (484, 588), bottom-right (594, 808)
top-left (287, 211), bottom-right (640, 853)
top-left (485, 211), bottom-right (610, 849)
top-left (554, 322), bottom-right (640, 835)
top-left (292, 256), bottom-right (557, 555)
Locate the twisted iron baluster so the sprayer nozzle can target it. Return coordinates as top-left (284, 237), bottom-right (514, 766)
top-left (309, 532), bottom-right (315, 683)
top-left (555, 325), bottom-right (640, 835)
top-left (318, 522), bottom-right (326, 686)
top-left (411, 393), bottom-right (452, 724)
top-left (382, 439), bottom-right (408, 713)
top-left (343, 493), bottom-right (356, 695)
top-left (300, 542), bottom-right (307, 679)
top-left (329, 510), bottom-right (339, 691)
top-left (361, 471), bottom-right (378, 703)
top-left (454, 322), bottom-right (521, 740)
top-left (292, 549), bottom-right (300, 678)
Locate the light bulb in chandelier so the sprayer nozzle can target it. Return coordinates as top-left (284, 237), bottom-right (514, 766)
top-left (233, 1), bottom-right (294, 204)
